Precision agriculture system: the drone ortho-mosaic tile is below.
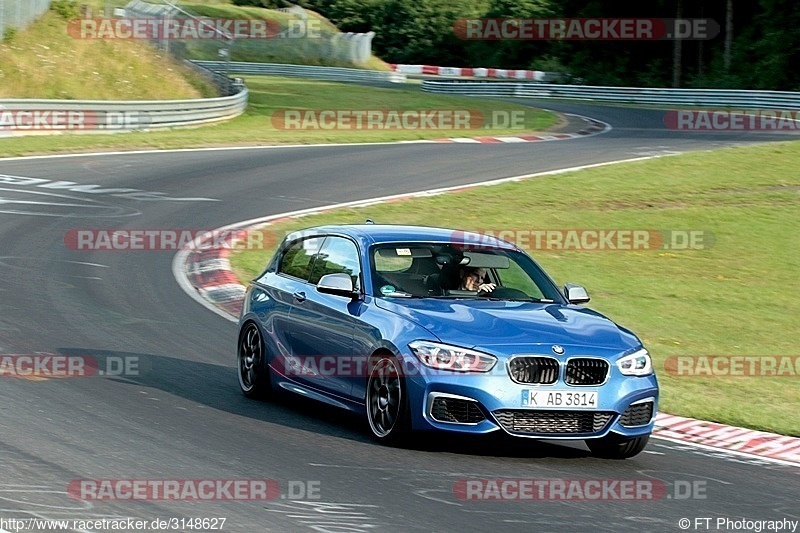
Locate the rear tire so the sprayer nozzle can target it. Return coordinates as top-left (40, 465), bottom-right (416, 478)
top-left (586, 434), bottom-right (649, 459)
top-left (237, 322), bottom-right (271, 399)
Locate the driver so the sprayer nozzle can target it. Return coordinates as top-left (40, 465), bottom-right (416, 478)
top-left (460, 267), bottom-right (496, 293)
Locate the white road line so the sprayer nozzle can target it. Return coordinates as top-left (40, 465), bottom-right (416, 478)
top-left (0, 111), bottom-right (611, 162)
top-left (0, 140), bottom-right (435, 162)
top-left (62, 261), bottom-right (109, 268)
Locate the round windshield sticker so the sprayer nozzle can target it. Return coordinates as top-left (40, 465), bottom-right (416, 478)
top-left (380, 285), bottom-right (396, 295)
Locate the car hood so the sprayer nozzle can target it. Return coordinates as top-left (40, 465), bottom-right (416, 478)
top-left (374, 298), bottom-right (640, 353)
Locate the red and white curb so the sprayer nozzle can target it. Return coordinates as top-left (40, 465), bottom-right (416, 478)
top-left (390, 63), bottom-right (547, 81)
top-left (183, 246), bottom-right (246, 319)
top-left (172, 157), bottom-right (800, 468)
top-left (653, 413), bottom-right (800, 466)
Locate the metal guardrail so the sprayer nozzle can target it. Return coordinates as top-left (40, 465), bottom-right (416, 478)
top-left (421, 80), bottom-right (800, 109)
top-left (0, 6), bottom-right (251, 136)
top-left (0, 60), bottom-right (405, 136)
top-left (0, 83), bottom-right (248, 134)
top-left (184, 60), bottom-right (242, 97)
top-left (194, 61), bottom-right (407, 84)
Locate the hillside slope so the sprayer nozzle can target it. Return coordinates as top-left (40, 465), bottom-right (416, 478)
top-left (0, 6), bottom-right (216, 99)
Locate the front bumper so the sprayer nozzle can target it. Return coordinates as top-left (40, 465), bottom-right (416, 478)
top-left (405, 366), bottom-right (659, 440)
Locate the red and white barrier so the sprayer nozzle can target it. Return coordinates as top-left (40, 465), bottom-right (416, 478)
top-left (390, 64), bottom-right (546, 81)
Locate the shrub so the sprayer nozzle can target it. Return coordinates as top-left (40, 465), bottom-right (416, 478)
top-left (51, 0), bottom-right (80, 20)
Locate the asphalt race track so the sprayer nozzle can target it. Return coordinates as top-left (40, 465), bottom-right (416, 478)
top-left (0, 101), bottom-right (798, 532)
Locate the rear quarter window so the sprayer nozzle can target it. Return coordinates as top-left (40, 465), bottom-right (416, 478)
top-left (278, 237), bottom-right (325, 281)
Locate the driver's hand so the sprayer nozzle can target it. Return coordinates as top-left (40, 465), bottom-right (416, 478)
top-left (478, 283), bottom-right (496, 293)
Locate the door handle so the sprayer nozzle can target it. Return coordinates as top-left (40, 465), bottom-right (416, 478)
top-left (292, 291), bottom-right (306, 302)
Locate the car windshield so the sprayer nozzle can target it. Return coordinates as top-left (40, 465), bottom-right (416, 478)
top-left (370, 242), bottom-right (564, 302)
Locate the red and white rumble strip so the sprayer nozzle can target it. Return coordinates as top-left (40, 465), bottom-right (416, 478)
top-left (390, 63), bottom-right (546, 80)
top-left (654, 413), bottom-right (800, 465)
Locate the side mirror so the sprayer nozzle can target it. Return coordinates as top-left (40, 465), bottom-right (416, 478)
top-left (564, 283), bottom-right (590, 304)
top-left (317, 273), bottom-right (359, 299)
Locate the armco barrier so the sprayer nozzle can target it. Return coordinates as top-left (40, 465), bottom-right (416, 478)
top-left (0, 82), bottom-right (248, 134)
top-left (0, 59), bottom-right (406, 136)
top-left (421, 80), bottom-right (800, 109)
top-left (193, 61), bottom-right (406, 83)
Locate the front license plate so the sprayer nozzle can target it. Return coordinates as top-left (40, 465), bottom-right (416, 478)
top-left (521, 389), bottom-right (598, 408)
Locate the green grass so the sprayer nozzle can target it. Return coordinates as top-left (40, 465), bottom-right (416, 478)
top-left (0, 76), bottom-right (557, 157)
top-left (0, 0), bottom-right (388, 102)
top-left (80, 0), bottom-right (390, 69)
top-left (228, 141), bottom-right (800, 436)
top-left (0, 9), bottom-right (216, 99)
top-left (177, 3), bottom-right (389, 68)
top-left (190, 2), bottom-right (397, 69)
top-left (0, 0), bottom-right (548, 158)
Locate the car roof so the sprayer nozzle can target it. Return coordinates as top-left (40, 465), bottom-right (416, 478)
top-left (286, 224), bottom-right (517, 250)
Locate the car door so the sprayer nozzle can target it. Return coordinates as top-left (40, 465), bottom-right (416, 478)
top-left (263, 235), bottom-right (326, 381)
top-left (285, 235), bottom-right (362, 398)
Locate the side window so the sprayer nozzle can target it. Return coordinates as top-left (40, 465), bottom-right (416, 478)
top-left (278, 237), bottom-right (325, 281)
top-left (309, 236), bottom-right (361, 288)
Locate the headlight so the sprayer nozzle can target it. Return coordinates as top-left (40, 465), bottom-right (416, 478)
top-left (409, 340), bottom-right (497, 373)
top-left (616, 348), bottom-right (653, 376)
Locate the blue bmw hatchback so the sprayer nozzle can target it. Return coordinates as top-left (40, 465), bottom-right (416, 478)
top-left (237, 224), bottom-right (658, 458)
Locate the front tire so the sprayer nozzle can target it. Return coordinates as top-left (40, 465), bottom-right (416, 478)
top-left (237, 322), bottom-right (271, 399)
top-left (366, 355), bottom-right (409, 444)
top-left (586, 434), bottom-right (649, 459)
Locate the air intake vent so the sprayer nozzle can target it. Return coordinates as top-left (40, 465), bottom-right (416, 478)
top-left (619, 401), bottom-right (654, 427)
top-left (493, 410), bottom-right (614, 435)
top-left (430, 396), bottom-right (485, 424)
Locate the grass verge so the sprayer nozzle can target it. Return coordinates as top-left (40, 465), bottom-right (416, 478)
top-left (178, 2), bottom-right (390, 68)
top-left (0, 76), bottom-right (558, 157)
top-left (0, 9), bottom-right (215, 100)
top-left (228, 141), bottom-right (800, 436)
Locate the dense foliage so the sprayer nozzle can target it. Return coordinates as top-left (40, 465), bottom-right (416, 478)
top-left (233, 0), bottom-right (800, 90)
